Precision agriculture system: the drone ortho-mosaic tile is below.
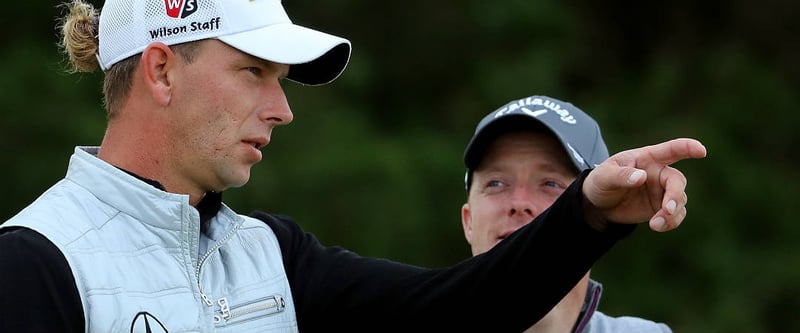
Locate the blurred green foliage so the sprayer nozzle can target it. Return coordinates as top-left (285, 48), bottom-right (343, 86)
top-left (2, 0), bottom-right (798, 332)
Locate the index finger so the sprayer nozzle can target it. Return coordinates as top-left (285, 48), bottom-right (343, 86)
top-left (640, 138), bottom-right (707, 166)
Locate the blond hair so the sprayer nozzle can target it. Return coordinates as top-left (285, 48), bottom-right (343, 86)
top-left (57, 0), bottom-right (200, 119)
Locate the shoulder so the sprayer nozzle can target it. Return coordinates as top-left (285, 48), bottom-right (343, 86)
top-left (0, 226), bottom-right (64, 260)
top-left (246, 210), bottom-right (323, 256)
top-left (0, 227), bottom-right (85, 331)
top-left (0, 226), bottom-right (75, 282)
top-left (248, 210), bottom-right (304, 236)
top-left (584, 311), bottom-right (673, 333)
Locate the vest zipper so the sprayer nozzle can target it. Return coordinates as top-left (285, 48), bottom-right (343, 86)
top-left (194, 221), bottom-right (243, 308)
top-left (213, 295), bottom-right (286, 325)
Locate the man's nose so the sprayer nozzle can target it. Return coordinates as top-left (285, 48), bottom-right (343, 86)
top-left (509, 187), bottom-right (543, 220)
top-left (259, 84), bottom-right (294, 125)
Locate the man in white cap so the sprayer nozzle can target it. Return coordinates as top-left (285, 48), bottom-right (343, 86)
top-left (0, 0), bottom-right (705, 332)
top-left (461, 95), bottom-right (674, 333)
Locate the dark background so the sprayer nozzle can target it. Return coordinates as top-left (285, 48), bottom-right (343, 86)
top-left (2, 1), bottom-right (798, 332)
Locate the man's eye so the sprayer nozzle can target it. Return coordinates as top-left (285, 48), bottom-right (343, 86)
top-left (543, 180), bottom-right (568, 192)
top-left (487, 180), bottom-right (503, 188)
top-left (247, 67), bottom-right (262, 75)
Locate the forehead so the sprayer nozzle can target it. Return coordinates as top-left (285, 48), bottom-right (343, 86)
top-left (478, 131), bottom-right (572, 168)
top-left (198, 39), bottom-right (290, 74)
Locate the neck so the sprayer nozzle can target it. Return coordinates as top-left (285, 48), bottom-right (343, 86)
top-left (523, 272), bottom-right (590, 333)
top-left (98, 110), bottom-right (207, 206)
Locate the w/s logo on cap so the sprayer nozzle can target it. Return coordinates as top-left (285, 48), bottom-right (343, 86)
top-left (165, 0), bottom-right (198, 19)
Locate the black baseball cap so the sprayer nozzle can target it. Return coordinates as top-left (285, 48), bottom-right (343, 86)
top-left (463, 95), bottom-right (609, 191)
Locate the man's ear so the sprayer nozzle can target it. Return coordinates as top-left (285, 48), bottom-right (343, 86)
top-left (461, 202), bottom-right (473, 243)
top-left (140, 42), bottom-right (175, 106)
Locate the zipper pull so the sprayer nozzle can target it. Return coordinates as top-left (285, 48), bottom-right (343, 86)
top-left (276, 295), bottom-right (286, 311)
top-left (218, 297), bottom-right (231, 320)
top-left (200, 290), bottom-right (213, 307)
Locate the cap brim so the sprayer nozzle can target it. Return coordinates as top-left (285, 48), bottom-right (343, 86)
top-left (218, 23), bottom-right (351, 86)
top-left (464, 115), bottom-right (578, 171)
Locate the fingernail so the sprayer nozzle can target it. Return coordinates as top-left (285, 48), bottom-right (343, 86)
top-left (628, 170), bottom-right (646, 184)
top-left (667, 200), bottom-right (677, 214)
top-left (652, 217), bottom-right (665, 231)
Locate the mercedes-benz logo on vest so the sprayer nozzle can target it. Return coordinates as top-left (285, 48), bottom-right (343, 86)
top-left (130, 311), bottom-right (169, 333)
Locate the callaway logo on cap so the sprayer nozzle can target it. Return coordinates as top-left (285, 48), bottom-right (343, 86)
top-left (97, 0), bottom-right (351, 85)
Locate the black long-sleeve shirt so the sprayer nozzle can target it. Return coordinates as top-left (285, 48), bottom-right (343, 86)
top-left (0, 171), bottom-right (634, 332)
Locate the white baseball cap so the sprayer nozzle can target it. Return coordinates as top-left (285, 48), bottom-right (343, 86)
top-left (97, 0), bottom-right (351, 85)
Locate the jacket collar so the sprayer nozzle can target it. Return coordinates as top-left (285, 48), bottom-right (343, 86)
top-left (573, 279), bottom-right (604, 333)
top-left (68, 147), bottom-right (224, 231)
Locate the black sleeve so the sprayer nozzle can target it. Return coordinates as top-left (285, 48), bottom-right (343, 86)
top-left (0, 226), bottom-right (84, 333)
top-left (250, 169), bottom-right (636, 332)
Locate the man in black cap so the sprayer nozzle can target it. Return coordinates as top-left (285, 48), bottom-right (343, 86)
top-left (461, 95), bottom-right (674, 333)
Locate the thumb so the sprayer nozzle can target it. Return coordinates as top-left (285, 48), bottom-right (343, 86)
top-left (585, 166), bottom-right (646, 210)
top-left (625, 168), bottom-right (647, 187)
